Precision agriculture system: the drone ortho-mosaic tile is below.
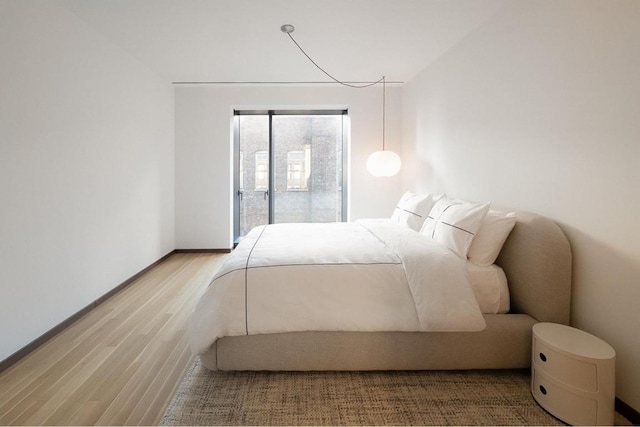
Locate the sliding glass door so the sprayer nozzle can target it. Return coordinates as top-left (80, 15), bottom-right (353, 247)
top-left (234, 110), bottom-right (348, 243)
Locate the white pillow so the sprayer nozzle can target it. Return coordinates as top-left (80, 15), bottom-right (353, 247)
top-left (468, 210), bottom-right (516, 266)
top-left (391, 192), bottom-right (434, 231)
top-left (420, 197), bottom-right (491, 258)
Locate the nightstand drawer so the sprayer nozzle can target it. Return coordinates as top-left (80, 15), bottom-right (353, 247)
top-left (533, 337), bottom-right (598, 391)
top-left (532, 368), bottom-right (598, 426)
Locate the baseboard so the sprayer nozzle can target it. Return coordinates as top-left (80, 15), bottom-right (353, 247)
top-left (174, 248), bottom-right (232, 253)
top-left (0, 301), bottom-right (98, 375)
top-left (0, 250), bottom-right (176, 374)
top-left (616, 397), bottom-right (640, 425)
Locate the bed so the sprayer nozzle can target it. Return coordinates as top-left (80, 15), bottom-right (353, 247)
top-left (190, 196), bottom-right (572, 372)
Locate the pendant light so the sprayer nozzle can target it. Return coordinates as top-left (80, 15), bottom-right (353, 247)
top-left (281, 24), bottom-right (401, 177)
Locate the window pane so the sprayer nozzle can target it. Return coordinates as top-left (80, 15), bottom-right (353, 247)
top-left (255, 151), bottom-right (269, 190)
top-left (287, 150), bottom-right (309, 190)
top-left (238, 115), bottom-right (269, 238)
top-left (273, 115), bottom-right (343, 223)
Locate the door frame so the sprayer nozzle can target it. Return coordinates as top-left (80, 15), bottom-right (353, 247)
top-left (233, 109), bottom-right (349, 244)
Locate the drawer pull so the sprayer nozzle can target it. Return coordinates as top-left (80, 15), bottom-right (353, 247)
top-left (539, 385), bottom-right (548, 395)
top-left (539, 352), bottom-right (547, 362)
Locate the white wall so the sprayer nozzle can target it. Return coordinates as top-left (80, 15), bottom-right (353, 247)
top-left (175, 85), bottom-right (402, 249)
top-left (401, 0), bottom-right (640, 410)
top-left (0, 2), bottom-right (175, 362)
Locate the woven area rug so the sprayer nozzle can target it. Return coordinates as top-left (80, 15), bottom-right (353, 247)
top-left (161, 359), bottom-right (571, 426)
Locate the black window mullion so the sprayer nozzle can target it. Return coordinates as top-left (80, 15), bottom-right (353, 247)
top-left (268, 111), bottom-right (275, 224)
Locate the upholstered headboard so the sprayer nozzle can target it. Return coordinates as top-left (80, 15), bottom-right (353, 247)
top-left (495, 211), bottom-right (572, 325)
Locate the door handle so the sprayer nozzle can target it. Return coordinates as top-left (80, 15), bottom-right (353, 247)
top-left (237, 190), bottom-right (243, 201)
top-left (264, 190), bottom-right (269, 201)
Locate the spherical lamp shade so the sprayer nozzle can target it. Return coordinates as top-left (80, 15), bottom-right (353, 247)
top-left (367, 150), bottom-right (401, 177)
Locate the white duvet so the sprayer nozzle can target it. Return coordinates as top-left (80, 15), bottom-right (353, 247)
top-left (189, 220), bottom-right (486, 356)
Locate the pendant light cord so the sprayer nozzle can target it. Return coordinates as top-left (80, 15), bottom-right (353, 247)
top-left (282, 24), bottom-right (389, 153)
top-left (284, 31), bottom-right (384, 89)
top-left (382, 75), bottom-right (386, 150)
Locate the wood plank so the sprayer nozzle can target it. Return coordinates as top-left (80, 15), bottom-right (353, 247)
top-left (0, 253), bottom-right (224, 426)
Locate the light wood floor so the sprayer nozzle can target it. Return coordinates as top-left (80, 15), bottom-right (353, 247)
top-left (0, 252), bottom-right (225, 426)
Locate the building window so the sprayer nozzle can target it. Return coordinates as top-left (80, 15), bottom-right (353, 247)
top-left (287, 147), bottom-right (310, 190)
top-left (255, 151), bottom-right (268, 190)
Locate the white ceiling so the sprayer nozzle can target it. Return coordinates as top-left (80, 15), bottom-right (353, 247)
top-left (64, 0), bottom-right (509, 84)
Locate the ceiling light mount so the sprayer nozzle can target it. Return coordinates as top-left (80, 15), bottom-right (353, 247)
top-left (280, 24), bottom-right (295, 34)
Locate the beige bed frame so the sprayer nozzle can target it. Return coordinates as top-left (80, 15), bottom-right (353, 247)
top-left (200, 211), bottom-right (572, 371)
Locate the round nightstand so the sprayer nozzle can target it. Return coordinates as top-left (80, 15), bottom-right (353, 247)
top-left (531, 322), bottom-right (616, 425)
